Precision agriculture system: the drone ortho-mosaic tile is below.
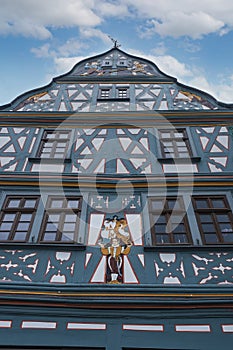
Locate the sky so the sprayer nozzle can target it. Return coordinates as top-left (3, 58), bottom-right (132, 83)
top-left (0, 0), bottom-right (233, 106)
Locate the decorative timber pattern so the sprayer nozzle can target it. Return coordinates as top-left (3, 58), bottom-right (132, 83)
top-left (4, 83), bottom-right (221, 112)
top-left (0, 127), bottom-right (39, 171)
top-left (1, 126), bottom-right (232, 174)
top-left (0, 126), bottom-right (156, 174)
top-left (0, 247), bottom-right (232, 285)
top-left (195, 126), bottom-right (231, 172)
top-left (0, 48), bottom-right (225, 112)
top-left (72, 128), bottom-right (153, 174)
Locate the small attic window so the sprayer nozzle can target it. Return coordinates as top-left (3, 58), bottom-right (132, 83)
top-left (100, 89), bottom-right (111, 98)
top-left (97, 86), bottom-right (130, 100)
top-left (117, 88), bottom-right (129, 98)
top-left (101, 60), bottom-right (112, 67)
top-left (117, 60), bottom-right (127, 67)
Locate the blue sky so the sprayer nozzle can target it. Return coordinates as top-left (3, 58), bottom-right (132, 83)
top-left (1, 0), bottom-right (233, 106)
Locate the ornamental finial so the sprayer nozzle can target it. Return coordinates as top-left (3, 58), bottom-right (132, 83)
top-left (108, 35), bottom-right (121, 48)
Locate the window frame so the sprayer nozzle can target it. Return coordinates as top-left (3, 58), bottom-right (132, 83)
top-left (192, 195), bottom-right (233, 245)
top-left (37, 130), bottom-right (71, 159)
top-left (0, 195), bottom-right (40, 242)
top-left (97, 85), bottom-right (130, 101)
top-left (117, 87), bottom-right (129, 99)
top-left (101, 59), bottom-right (112, 67)
top-left (38, 196), bottom-right (82, 244)
top-left (116, 59), bottom-right (128, 67)
top-left (156, 127), bottom-right (201, 164)
top-left (159, 128), bottom-right (192, 158)
top-left (28, 129), bottom-right (73, 164)
top-left (148, 196), bottom-right (193, 246)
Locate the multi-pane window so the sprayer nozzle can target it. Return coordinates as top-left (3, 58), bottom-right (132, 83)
top-left (192, 196), bottom-right (233, 244)
top-left (98, 87), bottom-right (129, 100)
top-left (100, 89), bottom-right (111, 98)
top-left (149, 197), bottom-right (192, 245)
top-left (117, 88), bottom-right (128, 98)
top-left (39, 196), bottom-right (82, 243)
top-left (37, 130), bottom-right (71, 159)
top-left (117, 59), bottom-right (128, 66)
top-left (101, 60), bottom-right (112, 67)
top-left (159, 128), bottom-right (192, 159)
top-left (0, 196), bottom-right (39, 242)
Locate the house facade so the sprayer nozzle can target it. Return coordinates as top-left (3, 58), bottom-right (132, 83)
top-left (0, 46), bottom-right (233, 350)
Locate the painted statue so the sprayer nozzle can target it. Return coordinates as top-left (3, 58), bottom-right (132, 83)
top-left (98, 216), bottom-right (132, 283)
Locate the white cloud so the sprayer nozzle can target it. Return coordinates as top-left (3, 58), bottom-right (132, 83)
top-left (125, 0), bottom-right (233, 38)
top-left (151, 42), bottom-right (167, 56)
top-left (0, 0), bottom-right (102, 39)
top-left (183, 75), bottom-right (216, 97)
top-left (57, 39), bottom-right (87, 57)
top-left (184, 74), bottom-right (233, 104)
top-left (128, 49), bottom-right (193, 79)
top-left (31, 44), bottom-right (53, 58)
top-left (150, 12), bottom-right (224, 39)
top-left (151, 55), bottom-right (193, 78)
top-left (127, 49), bottom-right (233, 104)
top-left (1, 0), bottom-right (233, 40)
top-left (0, 19), bottom-right (52, 40)
top-left (53, 56), bottom-right (86, 75)
top-left (217, 84), bottom-right (233, 104)
top-left (31, 37), bottom-right (90, 60)
top-left (44, 56), bottom-right (88, 83)
top-left (79, 27), bottom-right (109, 43)
top-left (95, 1), bottom-right (129, 17)
top-left (2, 0), bottom-right (232, 107)
top-left (178, 39), bottom-right (201, 53)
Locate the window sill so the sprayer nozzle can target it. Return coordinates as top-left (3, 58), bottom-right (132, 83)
top-left (97, 98), bottom-right (130, 102)
top-left (28, 157), bottom-right (72, 164)
top-left (157, 157), bottom-right (201, 164)
top-left (144, 244), bottom-right (233, 252)
top-left (0, 242), bottom-right (86, 250)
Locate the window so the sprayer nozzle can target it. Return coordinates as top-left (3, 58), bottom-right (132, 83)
top-left (159, 128), bottom-right (192, 159)
top-left (39, 196), bottom-right (82, 243)
top-left (117, 59), bottom-right (128, 66)
top-left (101, 59), bottom-right (112, 67)
top-left (98, 86), bottom-right (129, 100)
top-left (148, 197), bottom-right (192, 245)
top-left (192, 196), bottom-right (233, 244)
top-left (37, 130), bottom-right (71, 159)
top-left (0, 196), bottom-right (39, 242)
top-left (100, 89), bottom-right (111, 99)
top-left (117, 88), bottom-right (128, 99)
